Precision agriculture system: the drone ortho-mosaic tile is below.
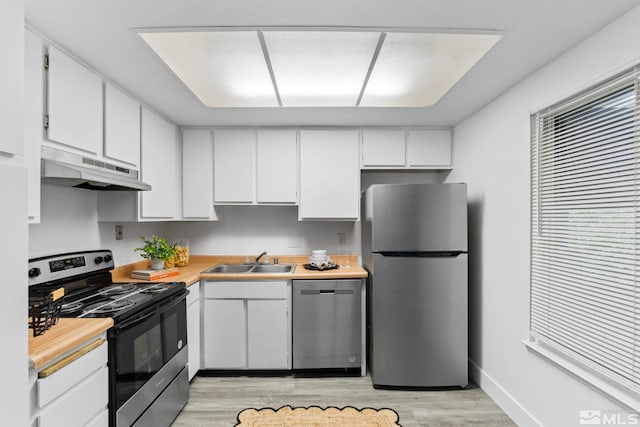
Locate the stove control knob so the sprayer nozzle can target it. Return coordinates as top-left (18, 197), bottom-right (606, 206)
top-left (94, 256), bottom-right (104, 265)
top-left (104, 254), bottom-right (113, 264)
top-left (28, 267), bottom-right (41, 278)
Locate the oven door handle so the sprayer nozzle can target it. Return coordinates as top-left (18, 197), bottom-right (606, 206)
top-left (115, 309), bottom-right (157, 332)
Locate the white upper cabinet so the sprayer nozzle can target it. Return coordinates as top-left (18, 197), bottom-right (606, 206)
top-left (406, 129), bottom-right (452, 168)
top-left (361, 130), bottom-right (405, 167)
top-left (24, 29), bottom-right (43, 223)
top-left (182, 129), bottom-right (221, 220)
top-left (214, 130), bottom-right (256, 204)
top-left (104, 83), bottom-right (140, 167)
top-left (46, 46), bottom-right (102, 155)
top-left (140, 107), bottom-right (179, 219)
top-left (0, 5), bottom-right (23, 157)
top-left (299, 130), bottom-right (360, 220)
top-left (256, 129), bottom-right (297, 204)
top-left (361, 129), bottom-right (452, 169)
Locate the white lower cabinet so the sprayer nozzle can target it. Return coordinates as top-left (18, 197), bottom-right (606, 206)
top-left (186, 282), bottom-right (201, 380)
top-left (202, 281), bottom-right (291, 370)
top-left (30, 335), bottom-right (109, 427)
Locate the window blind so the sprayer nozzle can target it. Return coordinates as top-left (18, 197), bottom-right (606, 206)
top-left (530, 67), bottom-right (640, 393)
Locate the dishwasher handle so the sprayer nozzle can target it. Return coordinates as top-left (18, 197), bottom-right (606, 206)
top-left (300, 289), bottom-right (354, 295)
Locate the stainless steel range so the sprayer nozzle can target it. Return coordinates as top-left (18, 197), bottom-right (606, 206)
top-left (28, 250), bottom-right (189, 427)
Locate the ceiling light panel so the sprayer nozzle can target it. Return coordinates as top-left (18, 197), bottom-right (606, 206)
top-left (139, 31), bottom-right (278, 107)
top-left (263, 31), bottom-right (380, 107)
top-left (360, 32), bottom-right (502, 107)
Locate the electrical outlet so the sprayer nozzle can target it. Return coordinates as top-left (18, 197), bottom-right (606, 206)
top-left (338, 233), bottom-right (346, 246)
top-left (288, 234), bottom-right (301, 248)
top-left (115, 225), bottom-right (124, 240)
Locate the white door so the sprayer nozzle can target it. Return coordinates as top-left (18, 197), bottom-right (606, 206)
top-left (247, 300), bottom-right (288, 369)
top-left (361, 130), bottom-right (406, 167)
top-left (140, 108), bottom-right (178, 219)
top-left (406, 130), bottom-right (452, 168)
top-left (256, 130), bottom-right (297, 204)
top-left (203, 300), bottom-right (246, 368)
top-left (104, 83), bottom-right (140, 167)
top-left (47, 46), bottom-right (102, 155)
top-left (299, 130), bottom-right (360, 219)
top-left (182, 129), bottom-right (214, 218)
top-left (214, 130), bottom-right (256, 204)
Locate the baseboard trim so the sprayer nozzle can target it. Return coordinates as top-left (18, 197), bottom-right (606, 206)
top-left (469, 359), bottom-right (543, 427)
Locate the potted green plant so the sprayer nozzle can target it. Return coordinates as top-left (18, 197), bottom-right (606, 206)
top-left (134, 235), bottom-right (177, 270)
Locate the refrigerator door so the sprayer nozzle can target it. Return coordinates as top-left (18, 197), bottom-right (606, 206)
top-left (365, 183), bottom-right (467, 252)
top-left (369, 253), bottom-right (468, 387)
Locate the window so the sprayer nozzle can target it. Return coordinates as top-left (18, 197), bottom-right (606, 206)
top-left (530, 67), bottom-right (640, 403)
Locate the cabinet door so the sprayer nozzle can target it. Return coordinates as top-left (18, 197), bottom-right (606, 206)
top-left (256, 130), bottom-right (297, 204)
top-left (140, 108), bottom-right (178, 218)
top-left (247, 300), bottom-right (288, 369)
top-left (104, 83), bottom-right (140, 167)
top-left (214, 130), bottom-right (255, 204)
top-left (24, 29), bottom-right (43, 223)
top-left (183, 129), bottom-right (215, 218)
top-left (0, 3), bottom-right (23, 157)
top-left (186, 285), bottom-right (201, 380)
top-left (47, 46), bottom-right (102, 155)
top-left (406, 130), bottom-right (452, 168)
top-left (361, 130), bottom-right (405, 167)
top-left (299, 130), bottom-right (360, 219)
top-left (203, 299), bottom-right (246, 368)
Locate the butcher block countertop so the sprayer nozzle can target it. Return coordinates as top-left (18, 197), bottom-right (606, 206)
top-left (29, 318), bottom-right (113, 369)
top-left (111, 254), bottom-right (368, 285)
top-left (30, 254), bottom-right (366, 369)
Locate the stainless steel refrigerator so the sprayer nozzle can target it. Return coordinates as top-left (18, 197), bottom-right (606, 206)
top-left (362, 183), bottom-right (468, 388)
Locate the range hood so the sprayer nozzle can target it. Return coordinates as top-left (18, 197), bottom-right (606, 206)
top-left (41, 146), bottom-right (151, 191)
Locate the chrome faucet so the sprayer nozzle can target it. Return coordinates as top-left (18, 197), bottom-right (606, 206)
top-left (255, 251), bottom-right (267, 265)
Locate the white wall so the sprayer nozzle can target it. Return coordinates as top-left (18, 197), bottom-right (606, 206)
top-left (446, 5), bottom-right (640, 427)
top-left (0, 0), bottom-right (28, 424)
top-left (166, 206), bottom-right (357, 256)
top-left (29, 184), bottom-right (166, 266)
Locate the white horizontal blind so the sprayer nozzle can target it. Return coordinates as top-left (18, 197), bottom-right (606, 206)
top-left (530, 67), bottom-right (640, 392)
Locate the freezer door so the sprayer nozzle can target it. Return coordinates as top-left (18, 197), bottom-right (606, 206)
top-left (369, 253), bottom-right (468, 387)
top-left (365, 183), bottom-right (467, 252)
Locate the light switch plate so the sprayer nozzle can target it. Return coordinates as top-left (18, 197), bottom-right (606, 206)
top-left (115, 225), bottom-right (124, 240)
top-left (288, 234), bottom-right (301, 248)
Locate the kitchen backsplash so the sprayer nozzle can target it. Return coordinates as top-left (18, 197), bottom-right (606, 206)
top-left (29, 171), bottom-right (442, 266)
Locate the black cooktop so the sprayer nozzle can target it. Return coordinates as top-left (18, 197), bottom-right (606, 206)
top-left (28, 250), bottom-right (186, 322)
top-left (59, 281), bottom-right (186, 321)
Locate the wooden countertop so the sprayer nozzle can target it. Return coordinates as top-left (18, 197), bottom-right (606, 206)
top-left (30, 254), bottom-right (366, 369)
top-left (111, 254), bottom-right (368, 285)
top-left (29, 318), bottom-right (113, 369)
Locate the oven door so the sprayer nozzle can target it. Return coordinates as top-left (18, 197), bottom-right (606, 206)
top-left (110, 290), bottom-right (188, 423)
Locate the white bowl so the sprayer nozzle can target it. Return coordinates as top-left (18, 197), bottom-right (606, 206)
top-left (311, 250), bottom-right (327, 256)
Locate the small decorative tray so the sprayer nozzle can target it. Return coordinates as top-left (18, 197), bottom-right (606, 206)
top-left (302, 263), bottom-right (340, 271)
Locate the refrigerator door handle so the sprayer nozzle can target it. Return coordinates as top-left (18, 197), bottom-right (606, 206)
top-left (378, 251), bottom-right (466, 258)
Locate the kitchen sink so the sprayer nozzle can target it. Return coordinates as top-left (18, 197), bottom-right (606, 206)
top-left (250, 264), bottom-right (293, 273)
top-left (203, 264), bottom-right (294, 274)
top-left (203, 264), bottom-right (253, 274)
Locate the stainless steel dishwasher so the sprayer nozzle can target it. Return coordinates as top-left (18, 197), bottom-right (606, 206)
top-left (292, 279), bottom-right (362, 370)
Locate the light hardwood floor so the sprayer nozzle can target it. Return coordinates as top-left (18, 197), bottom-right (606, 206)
top-left (172, 374), bottom-right (516, 426)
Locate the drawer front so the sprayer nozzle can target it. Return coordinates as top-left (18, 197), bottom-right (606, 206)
top-left (204, 281), bottom-right (288, 299)
top-left (37, 340), bottom-right (108, 407)
top-left (186, 282), bottom-right (200, 306)
top-left (38, 366), bottom-right (108, 427)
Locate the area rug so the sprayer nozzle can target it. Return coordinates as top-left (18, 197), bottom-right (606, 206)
top-left (235, 405), bottom-right (400, 426)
